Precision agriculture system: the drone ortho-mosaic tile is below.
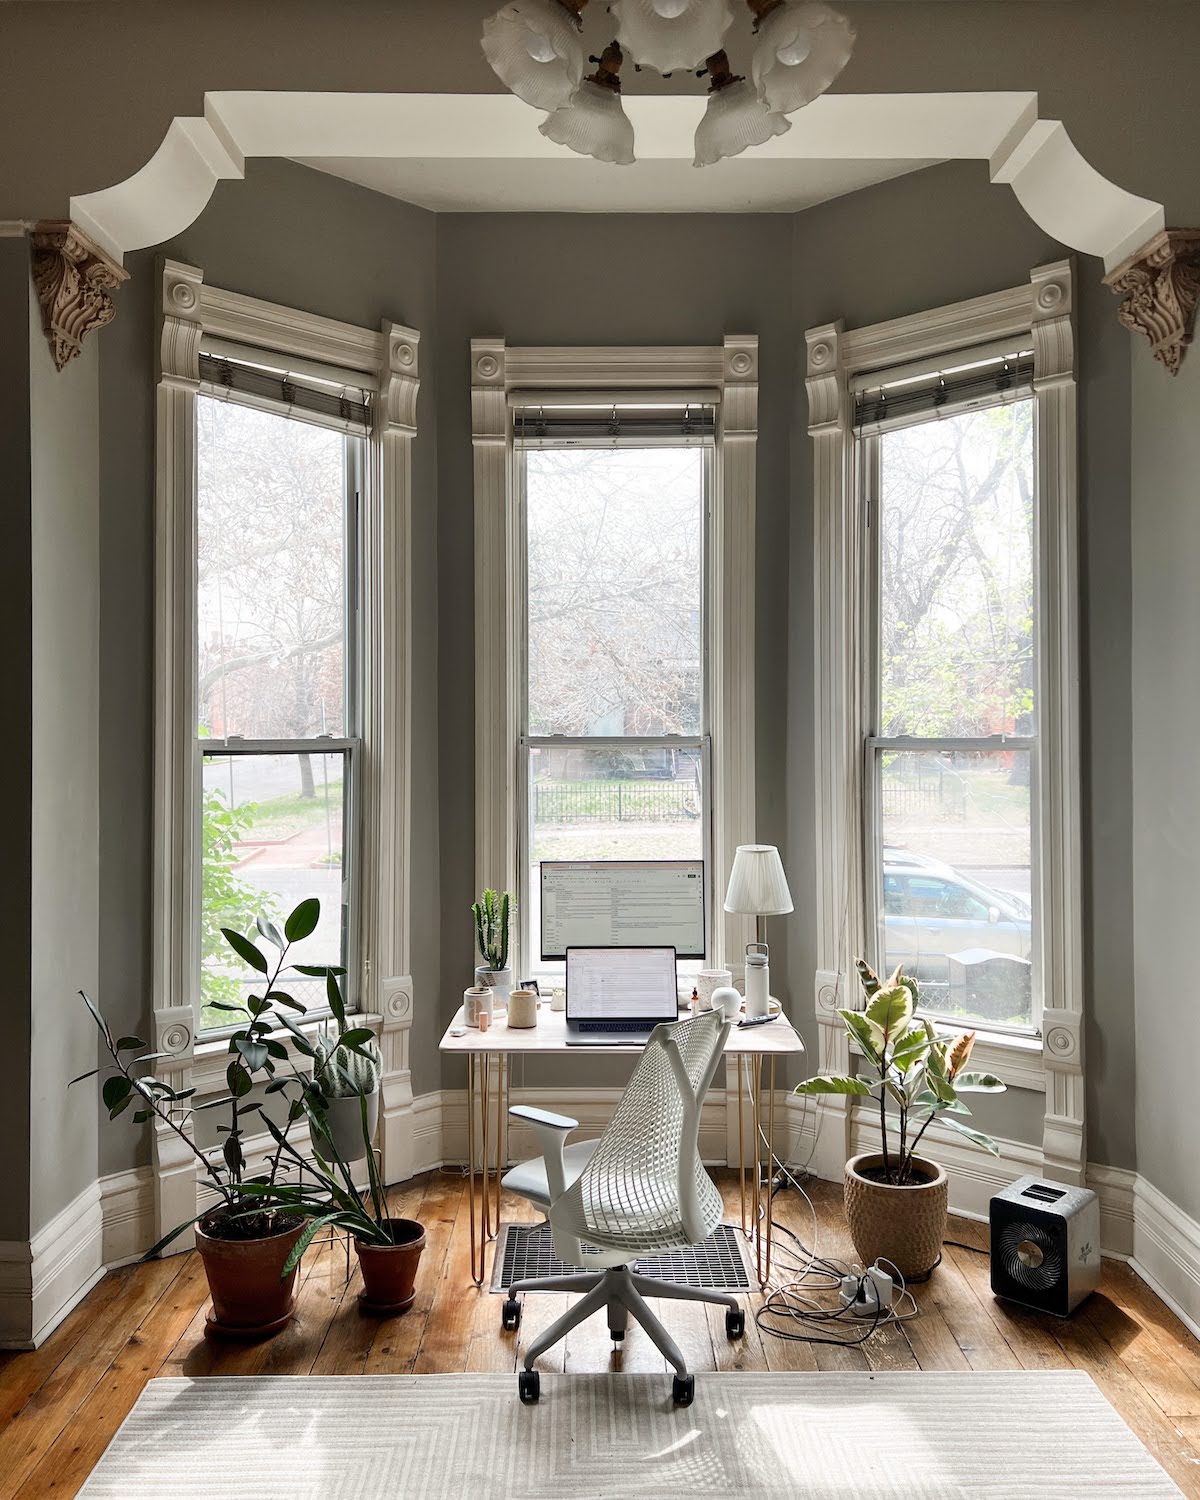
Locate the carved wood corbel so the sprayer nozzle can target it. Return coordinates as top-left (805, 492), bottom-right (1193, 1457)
top-left (1105, 228), bottom-right (1200, 375)
top-left (30, 219), bottom-right (128, 371)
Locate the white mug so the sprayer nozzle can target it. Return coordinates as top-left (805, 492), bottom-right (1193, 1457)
top-left (696, 968), bottom-right (733, 1010)
top-left (464, 985), bottom-right (492, 1029)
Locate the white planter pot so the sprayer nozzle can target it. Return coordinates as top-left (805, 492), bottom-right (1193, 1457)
top-left (475, 966), bottom-right (513, 1007)
top-left (311, 1089), bottom-right (380, 1164)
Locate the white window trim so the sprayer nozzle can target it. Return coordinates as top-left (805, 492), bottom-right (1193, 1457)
top-left (806, 261), bottom-right (1084, 1185)
top-left (471, 338), bottom-right (760, 989)
top-left (151, 261), bottom-right (419, 1244)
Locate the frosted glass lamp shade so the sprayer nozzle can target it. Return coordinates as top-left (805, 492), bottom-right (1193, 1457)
top-left (752, 1), bottom-right (855, 116)
top-left (540, 78), bottom-right (636, 164)
top-left (611, 0), bottom-right (734, 74)
top-left (481, 0), bottom-right (585, 113)
top-left (694, 78), bottom-right (790, 167)
top-left (724, 845), bottom-right (793, 917)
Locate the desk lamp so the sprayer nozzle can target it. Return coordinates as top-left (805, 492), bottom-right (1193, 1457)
top-left (723, 844), bottom-right (793, 1017)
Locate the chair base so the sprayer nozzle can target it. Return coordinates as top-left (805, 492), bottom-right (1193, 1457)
top-left (507, 1263), bottom-right (741, 1390)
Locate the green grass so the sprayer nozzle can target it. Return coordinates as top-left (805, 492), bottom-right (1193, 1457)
top-left (244, 779), bottom-right (344, 840)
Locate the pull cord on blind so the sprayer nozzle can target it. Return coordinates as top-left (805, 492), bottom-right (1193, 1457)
top-left (198, 351), bottom-right (372, 431)
top-left (854, 349), bottom-right (1034, 433)
top-left (513, 401), bottom-right (716, 445)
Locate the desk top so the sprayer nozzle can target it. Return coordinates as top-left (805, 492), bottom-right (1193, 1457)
top-left (438, 1002), bottom-right (805, 1057)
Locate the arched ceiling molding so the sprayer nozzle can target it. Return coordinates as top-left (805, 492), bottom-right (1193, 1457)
top-left (70, 90), bottom-right (1164, 276)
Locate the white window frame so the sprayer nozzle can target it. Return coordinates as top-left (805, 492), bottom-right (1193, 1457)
top-left (151, 261), bottom-right (420, 1243)
top-left (471, 339), bottom-right (759, 995)
top-left (806, 262), bottom-right (1085, 1186)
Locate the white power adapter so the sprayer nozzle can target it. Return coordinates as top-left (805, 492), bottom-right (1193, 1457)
top-left (839, 1263), bottom-right (895, 1318)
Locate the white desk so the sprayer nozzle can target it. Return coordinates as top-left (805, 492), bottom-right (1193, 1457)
top-left (439, 1002), bottom-right (805, 1287)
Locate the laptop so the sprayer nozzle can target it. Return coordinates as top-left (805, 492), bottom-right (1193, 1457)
top-left (564, 945), bottom-right (680, 1047)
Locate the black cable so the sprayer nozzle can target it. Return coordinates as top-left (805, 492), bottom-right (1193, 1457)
top-left (944, 1239), bottom-right (989, 1256)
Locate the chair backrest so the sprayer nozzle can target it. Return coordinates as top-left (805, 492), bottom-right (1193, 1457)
top-left (554, 1010), bottom-right (730, 1259)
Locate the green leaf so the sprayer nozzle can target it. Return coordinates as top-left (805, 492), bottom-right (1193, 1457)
top-left (293, 964), bottom-right (346, 977)
top-left (953, 1071), bottom-right (1006, 1093)
top-left (226, 1059), bottom-right (253, 1098)
top-left (326, 972), bottom-right (346, 1028)
top-left (282, 1214), bottom-right (340, 1277)
top-left (338, 1027), bottom-right (375, 1048)
top-left (222, 927), bottom-right (269, 974)
top-left (223, 1134), bottom-right (244, 1175)
top-left (102, 1075), bottom-right (132, 1111)
top-left (854, 958), bottom-right (882, 997)
top-left (891, 1026), bottom-right (931, 1074)
top-left (284, 898), bottom-right (320, 943)
top-left (257, 914), bottom-right (286, 950)
top-left (116, 1036), bottom-right (147, 1052)
top-left (793, 1074), bottom-right (874, 1097)
top-left (79, 990), bottom-right (113, 1047)
top-left (234, 1038), bottom-right (269, 1072)
top-left (267, 990), bottom-right (305, 1012)
top-left (67, 1068), bottom-right (99, 1088)
top-left (205, 1001), bottom-right (248, 1014)
top-left (839, 1008), bottom-right (883, 1064)
top-left (865, 984), bottom-right (913, 1048)
top-left (263, 1038), bottom-right (289, 1061)
top-left (943, 1116), bottom-right (1001, 1155)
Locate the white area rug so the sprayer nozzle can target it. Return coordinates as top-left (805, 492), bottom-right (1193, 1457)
top-left (80, 1371), bottom-right (1182, 1499)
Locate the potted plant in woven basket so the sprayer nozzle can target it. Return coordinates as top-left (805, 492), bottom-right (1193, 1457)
top-left (75, 898), bottom-right (342, 1338)
top-left (795, 958), bottom-right (1006, 1280)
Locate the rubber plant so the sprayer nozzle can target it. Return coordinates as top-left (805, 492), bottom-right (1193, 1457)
top-left (795, 958), bottom-right (1007, 1185)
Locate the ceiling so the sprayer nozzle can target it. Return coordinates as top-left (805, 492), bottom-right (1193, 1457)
top-left (293, 152), bottom-right (934, 214)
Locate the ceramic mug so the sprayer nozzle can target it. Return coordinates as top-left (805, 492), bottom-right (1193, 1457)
top-left (464, 985), bottom-right (492, 1029)
top-left (507, 988), bottom-right (539, 1029)
top-left (696, 968), bottom-right (733, 1010)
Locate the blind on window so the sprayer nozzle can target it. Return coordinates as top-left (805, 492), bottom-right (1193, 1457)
top-left (198, 351), bottom-right (372, 432)
top-left (512, 400), bottom-right (716, 446)
top-left (853, 348), bottom-right (1034, 433)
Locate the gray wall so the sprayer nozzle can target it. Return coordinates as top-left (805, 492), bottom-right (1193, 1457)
top-left (1131, 340), bottom-right (1200, 1219)
top-left (28, 286), bottom-right (101, 1235)
top-left (96, 159), bottom-right (443, 1176)
top-left (0, 241), bottom-right (34, 1242)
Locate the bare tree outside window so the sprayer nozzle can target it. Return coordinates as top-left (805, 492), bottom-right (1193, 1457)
top-left (870, 400), bottom-right (1037, 1029)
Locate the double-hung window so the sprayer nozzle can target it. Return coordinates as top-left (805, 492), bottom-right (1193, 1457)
top-left (859, 349), bottom-right (1039, 1033)
top-left (514, 400), bottom-right (714, 974)
top-left (195, 356), bottom-right (366, 1033)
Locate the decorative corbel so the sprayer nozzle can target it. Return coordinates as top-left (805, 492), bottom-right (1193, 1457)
top-left (30, 219), bottom-right (128, 371)
top-left (1105, 228), bottom-right (1200, 375)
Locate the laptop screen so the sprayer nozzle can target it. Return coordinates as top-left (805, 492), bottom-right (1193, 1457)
top-left (566, 947), bottom-right (678, 1023)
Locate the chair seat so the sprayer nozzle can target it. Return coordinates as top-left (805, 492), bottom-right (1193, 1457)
top-left (502, 1139), bottom-right (600, 1211)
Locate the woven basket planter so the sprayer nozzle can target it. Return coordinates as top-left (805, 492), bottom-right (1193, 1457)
top-left (843, 1152), bottom-right (948, 1282)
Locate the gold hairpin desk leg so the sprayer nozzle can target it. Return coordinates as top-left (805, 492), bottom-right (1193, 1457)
top-left (493, 1051), bottom-right (506, 1235)
top-left (756, 1054), bottom-right (777, 1288)
top-left (481, 1051), bottom-right (492, 1239)
top-left (737, 1056), bottom-right (751, 1236)
top-left (467, 1052), bottom-right (483, 1286)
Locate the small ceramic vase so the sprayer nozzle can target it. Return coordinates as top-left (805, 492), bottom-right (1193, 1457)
top-left (506, 988), bottom-right (539, 1029)
top-left (464, 985), bottom-right (492, 1029)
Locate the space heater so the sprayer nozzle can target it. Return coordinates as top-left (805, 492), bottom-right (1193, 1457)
top-left (989, 1175), bottom-right (1101, 1317)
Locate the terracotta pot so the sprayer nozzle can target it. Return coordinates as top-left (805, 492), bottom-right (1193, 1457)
top-left (843, 1151), bottom-right (948, 1282)
top-left (195, 1212), bottom-right (306, 1340)
top-left (355, 1218), bottom-right (426, 1314)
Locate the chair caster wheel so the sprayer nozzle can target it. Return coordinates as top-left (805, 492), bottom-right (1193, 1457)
top-left (672, 1374), bottom-right (695, 1407)
top-left (725, 1307), bottom-right (745, 1339)
top-left (518, 1370), bottom-right (540, 1404)
top-left (502, 1298), bottom-right (521, 1332)
top-left (609, 1328), bottom-right (625, 1342)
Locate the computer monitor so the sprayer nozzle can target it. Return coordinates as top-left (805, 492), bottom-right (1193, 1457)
top-left (540, 859), bottom-right (706, 961)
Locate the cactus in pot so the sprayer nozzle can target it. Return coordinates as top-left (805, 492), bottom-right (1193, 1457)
top-left (472, 887), bottom-right (514, 1004)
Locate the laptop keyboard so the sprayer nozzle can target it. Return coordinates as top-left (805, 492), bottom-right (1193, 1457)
top-left (576, 1019), bottom-right (654, 1033)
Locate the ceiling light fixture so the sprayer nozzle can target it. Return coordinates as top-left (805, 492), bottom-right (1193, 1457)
top-left (540, 42), bottom-right (637, 165)
top-left (611, 0), bottom-right (735, 75)
top-left (481, 0), bottom-right (588, 113)
top-left (482, 0), bottom-right (854, 166)
top-left (693, 49), bottom-right (789, 167)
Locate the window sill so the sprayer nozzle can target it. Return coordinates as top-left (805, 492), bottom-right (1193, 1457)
top-left (849, 1025), bottom-right (1044, 1093)
top-left (192, 1012), bottom-right (383, 1094)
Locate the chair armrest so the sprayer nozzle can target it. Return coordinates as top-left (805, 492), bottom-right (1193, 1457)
top-left (508, 1106), bottom-right (577, 1205)
top-left (508, 1105), bottom-right (579, 1131)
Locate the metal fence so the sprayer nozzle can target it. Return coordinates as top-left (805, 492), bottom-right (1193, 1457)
top-left (532, 779), bottom-right (700, 824)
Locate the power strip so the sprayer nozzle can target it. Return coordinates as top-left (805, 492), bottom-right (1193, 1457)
top-left (838, 1264), bottom-right (895, 1318)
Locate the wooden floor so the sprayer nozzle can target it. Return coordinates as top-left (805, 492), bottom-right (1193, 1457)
top-left (3, 1170), bottom-right (1200, 1497)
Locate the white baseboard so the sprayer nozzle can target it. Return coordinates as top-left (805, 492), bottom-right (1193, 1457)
top-left (0, 1183), bottom-right (106, 1349)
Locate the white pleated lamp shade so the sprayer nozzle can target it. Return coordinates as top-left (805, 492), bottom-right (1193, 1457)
top-left (611, 0), bottom-right (734, 74)
top-left (724, 845), bottom-right (794, 916)
top-left (540, 77), bottom-right (637, 164)
top-left (694, 78), bottom-right (790, 166)
top-left (481, 0), bottom-right (585, 113)
top-left (751, 1), bottom-right (855, 116)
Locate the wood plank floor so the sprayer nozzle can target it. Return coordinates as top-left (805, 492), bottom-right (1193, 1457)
top-left (3, 1170), bottom-right (1200, 1497)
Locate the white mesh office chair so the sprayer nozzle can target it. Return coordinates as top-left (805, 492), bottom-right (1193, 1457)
top-left (499, 1010), bottom-right (744, 1405)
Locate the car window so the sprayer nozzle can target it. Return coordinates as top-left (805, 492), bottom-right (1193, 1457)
top-left (882, 873), bottom-right (907, 915)
top-left (904, 876), bottom-right (989, 921)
